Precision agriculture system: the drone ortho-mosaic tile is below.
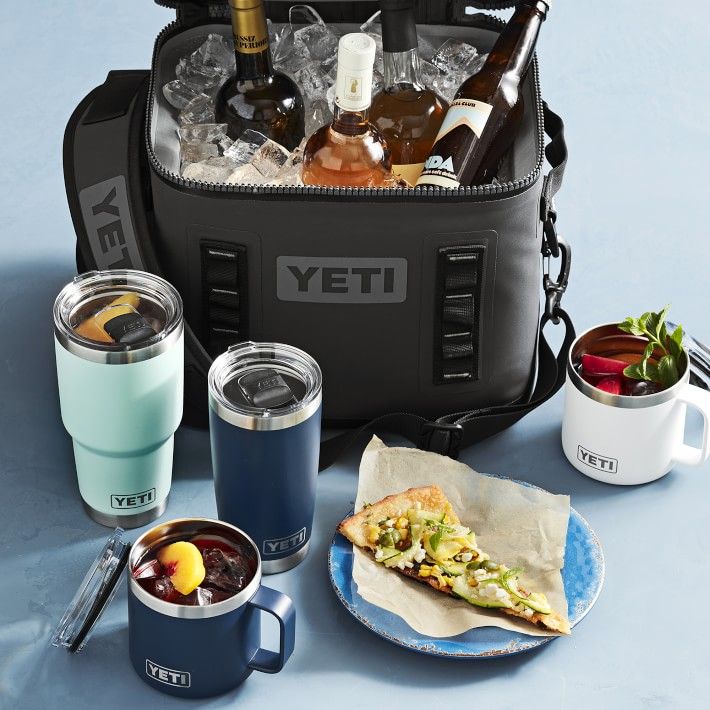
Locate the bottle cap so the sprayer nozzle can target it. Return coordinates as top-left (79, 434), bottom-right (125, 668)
top-left (380, 0), bottom-right (418, 53)
top-left (335, 33), bottom-right (377, 112)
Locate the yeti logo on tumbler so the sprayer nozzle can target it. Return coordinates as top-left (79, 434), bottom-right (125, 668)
top-left (146, 660), bottom-right (191, 688)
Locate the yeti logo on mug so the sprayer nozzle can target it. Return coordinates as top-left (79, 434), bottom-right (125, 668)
top-left (263, 528), bottom-right (307, 556)
top-left (146, 660), bottom-right (191, 688)
top-left (577, 446), bottom-right (618, 474)
top-left (111, 488), bottom-right (156, 509)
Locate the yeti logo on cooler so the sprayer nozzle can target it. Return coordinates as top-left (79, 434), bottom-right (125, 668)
top-left (146, 660), bottom-right (191, 688)
top-left (276, 257), bottom-right (407, 303)
top-left (79, 176), bottom-right (142, 270)
top-left (263, 528), bottom-right (307, 556)
top-left (111, 488), bottom-right (156, 509)
top-left (577, 446), bottom-right (618, 474)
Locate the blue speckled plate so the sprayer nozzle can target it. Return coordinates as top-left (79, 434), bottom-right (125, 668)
top-left (328, 480), bottom-right (604, 658)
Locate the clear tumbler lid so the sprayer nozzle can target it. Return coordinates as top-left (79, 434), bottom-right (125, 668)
top-left (51, 529), bottom-right (129, 653)
top-left (53, 270), bottom-right (183, 364)
top-left (208, 342), bottom-right (322, 431)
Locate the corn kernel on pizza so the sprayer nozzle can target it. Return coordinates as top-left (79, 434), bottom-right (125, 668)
top-left (338, 485), bottom-right (570, 634)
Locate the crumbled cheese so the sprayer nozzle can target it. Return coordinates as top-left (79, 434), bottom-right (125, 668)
top-left (523, 607), bottom-right (534, 618)
top-left (413, 547), bottom-right (426, 563)
top-left (472, 568), bottom-right (489, 581)
top-left (374, 549), bottom-right (384, 561)
top-left (459, 552), bottom-right (473, 563)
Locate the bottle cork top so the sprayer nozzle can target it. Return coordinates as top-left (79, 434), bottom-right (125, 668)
top-left (337, 33), bottom-right (377, 73)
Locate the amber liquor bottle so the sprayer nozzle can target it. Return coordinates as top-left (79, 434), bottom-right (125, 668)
top-left (215, 0), bottom-right (305, 149)
top-left (302, 33), bottom-right (392, 188)
top-left (417, 0), bottom-right (550, 188)
top-left (370, 0), bottom-right (448, 186)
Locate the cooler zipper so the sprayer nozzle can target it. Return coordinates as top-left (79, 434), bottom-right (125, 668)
top-left (144, 11), bottom-right (545, 201)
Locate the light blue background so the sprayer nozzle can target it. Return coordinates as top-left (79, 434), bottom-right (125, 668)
top-left (1, 1), bottom-right (709, 708)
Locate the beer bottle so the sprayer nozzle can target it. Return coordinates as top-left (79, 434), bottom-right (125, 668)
top-left (417, 0), bottom-right (550, 189)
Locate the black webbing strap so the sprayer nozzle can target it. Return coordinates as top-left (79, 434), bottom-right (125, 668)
top-left (318, 308), bottom-right (575, 470)
top-left (200, 242), bottom-right (248, 357)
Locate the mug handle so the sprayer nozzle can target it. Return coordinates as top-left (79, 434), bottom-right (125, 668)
top-left (673, 383), bottom-right (710, 467)
top-left (247, 586), bottom-right (296, 674)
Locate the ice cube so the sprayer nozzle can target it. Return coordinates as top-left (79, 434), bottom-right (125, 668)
top-left (179, 123), bottom-right (231, 166)
top-left (251, 139), bottom-right (290, 179)
top-left (431, 39), bottom-right (481, 75)
top-left (420, 59), bottom-right (466, 104)
top-left (179, 93), bottom-right (216, 126)
top-left (305, 97), bottom-right (332, 137)
top-left (195, 33), bottom-right (234, 76)
top-left (202, 548), bottom-right (252, 593)
top-left (182, 156), bottom-right (238, 183)
top-left (163, 79), bottom-right (202, 110)
top-left (294, 63), bottom-right (334, 106)
top-left (194, 587), bottom-right (213, 606)
top-left (175, 58), bottom-right (224, 95)
top-left (293, 24), bottom-right (339, 66)
top-left (360, 10), bottom-right (381, 35)
top-left (271, 139), bottom-right (306, 186)
top-left (288, 4), bottom-right (326, 27)
top-left (223, 129), bottom-right (269, 166)
top-left (226, 164), bottom-right (267, 185)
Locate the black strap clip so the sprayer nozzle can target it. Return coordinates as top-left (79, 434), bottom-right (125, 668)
top-left (543, 237), bottom-right (571, 325)
top-left (419, 422), bottom-right (464, 460)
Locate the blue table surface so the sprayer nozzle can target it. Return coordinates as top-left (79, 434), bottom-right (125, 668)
top-left (1, 2), bottom-right (709, 708)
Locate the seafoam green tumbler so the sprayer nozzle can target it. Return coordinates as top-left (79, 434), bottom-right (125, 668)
top-left (53, 270), bottom-right (184, 528)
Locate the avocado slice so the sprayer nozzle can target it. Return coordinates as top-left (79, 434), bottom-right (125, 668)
top-left (451, 576), bottom-right (513, 609)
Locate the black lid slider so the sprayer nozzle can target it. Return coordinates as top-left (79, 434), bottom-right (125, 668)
top-left (103, 311), bottom-right (158, 346)
top-left (237, 368), bottom-right (296, 409)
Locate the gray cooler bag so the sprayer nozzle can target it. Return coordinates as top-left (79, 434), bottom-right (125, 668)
top-left (63, 0), bottom-right (574, 467)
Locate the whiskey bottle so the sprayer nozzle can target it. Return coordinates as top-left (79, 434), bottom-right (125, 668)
top-left (370, 0), bottom-right (448, 186)
top-left (417, 0), bottom-right (550, 188)
top-left (302, 33), bottom-right (392, 188)
top-left (215, 0), bottom-right (305, 149)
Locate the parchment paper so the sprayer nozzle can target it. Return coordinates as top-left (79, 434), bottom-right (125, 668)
top-left (351, 437), bottom-right (570, 637)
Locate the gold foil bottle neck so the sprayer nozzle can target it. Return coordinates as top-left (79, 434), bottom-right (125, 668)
top-left (230, 0), bottom-right (269, 55)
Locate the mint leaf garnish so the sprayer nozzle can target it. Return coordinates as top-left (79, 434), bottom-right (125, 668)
top-left (618, 306), bottom-right (685, 387)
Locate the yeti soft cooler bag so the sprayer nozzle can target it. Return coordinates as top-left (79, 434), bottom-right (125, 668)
top-left (63, 0), bottom-right (574, 465)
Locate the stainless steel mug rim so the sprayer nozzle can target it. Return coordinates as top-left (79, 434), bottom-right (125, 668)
top-left (53, 270), bottom-right (184, 364)
top-left (128, 518), bottom-right (262, 620)
top-left (208, 342), bottom-right (323, 431)
top-left (567, 322), bottom-right (690, 409)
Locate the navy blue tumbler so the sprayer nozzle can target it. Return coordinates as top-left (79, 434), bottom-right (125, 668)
top-left (208, 343), bottom-right (322, 574)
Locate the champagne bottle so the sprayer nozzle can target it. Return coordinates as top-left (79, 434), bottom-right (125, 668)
top-left (417, 0), bottom-right (550, 188)
top-left (215, 0), bottom-right (305, 149)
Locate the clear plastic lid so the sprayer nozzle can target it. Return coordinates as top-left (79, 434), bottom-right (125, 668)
top-left (208, 342), bottom-right (322, 431)
top-left (53, 270), bottom-right (183, 363)
top-left (51, 529), bottom-right (130, 653)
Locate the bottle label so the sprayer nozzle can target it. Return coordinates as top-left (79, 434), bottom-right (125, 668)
top-left (231, 4), bottom-right (269, 55)
top-left (393, 162), bottom-right (425, 187)
top-left (416, 98), bottom-right (493, 188)
top-left (336, 68), bottom-right (373, 113)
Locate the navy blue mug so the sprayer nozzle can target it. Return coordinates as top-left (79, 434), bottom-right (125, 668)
top-left (128, 518), bottom-right (296, 699)
top-left (208, 343), bottom-right (322, 574)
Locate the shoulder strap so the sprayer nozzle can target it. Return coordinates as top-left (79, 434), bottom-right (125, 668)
top-left (319, 102), bottom-right (573, 470)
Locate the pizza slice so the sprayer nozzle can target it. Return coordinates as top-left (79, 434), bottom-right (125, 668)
top-left (339, 485), bottom-right (570, 635)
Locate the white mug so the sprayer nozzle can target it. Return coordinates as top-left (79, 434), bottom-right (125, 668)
top-left (562, 323), bottom-right (710, 485)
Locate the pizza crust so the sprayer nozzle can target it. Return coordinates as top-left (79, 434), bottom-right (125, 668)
top-left (338, 485), bottom-right (459, 549)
